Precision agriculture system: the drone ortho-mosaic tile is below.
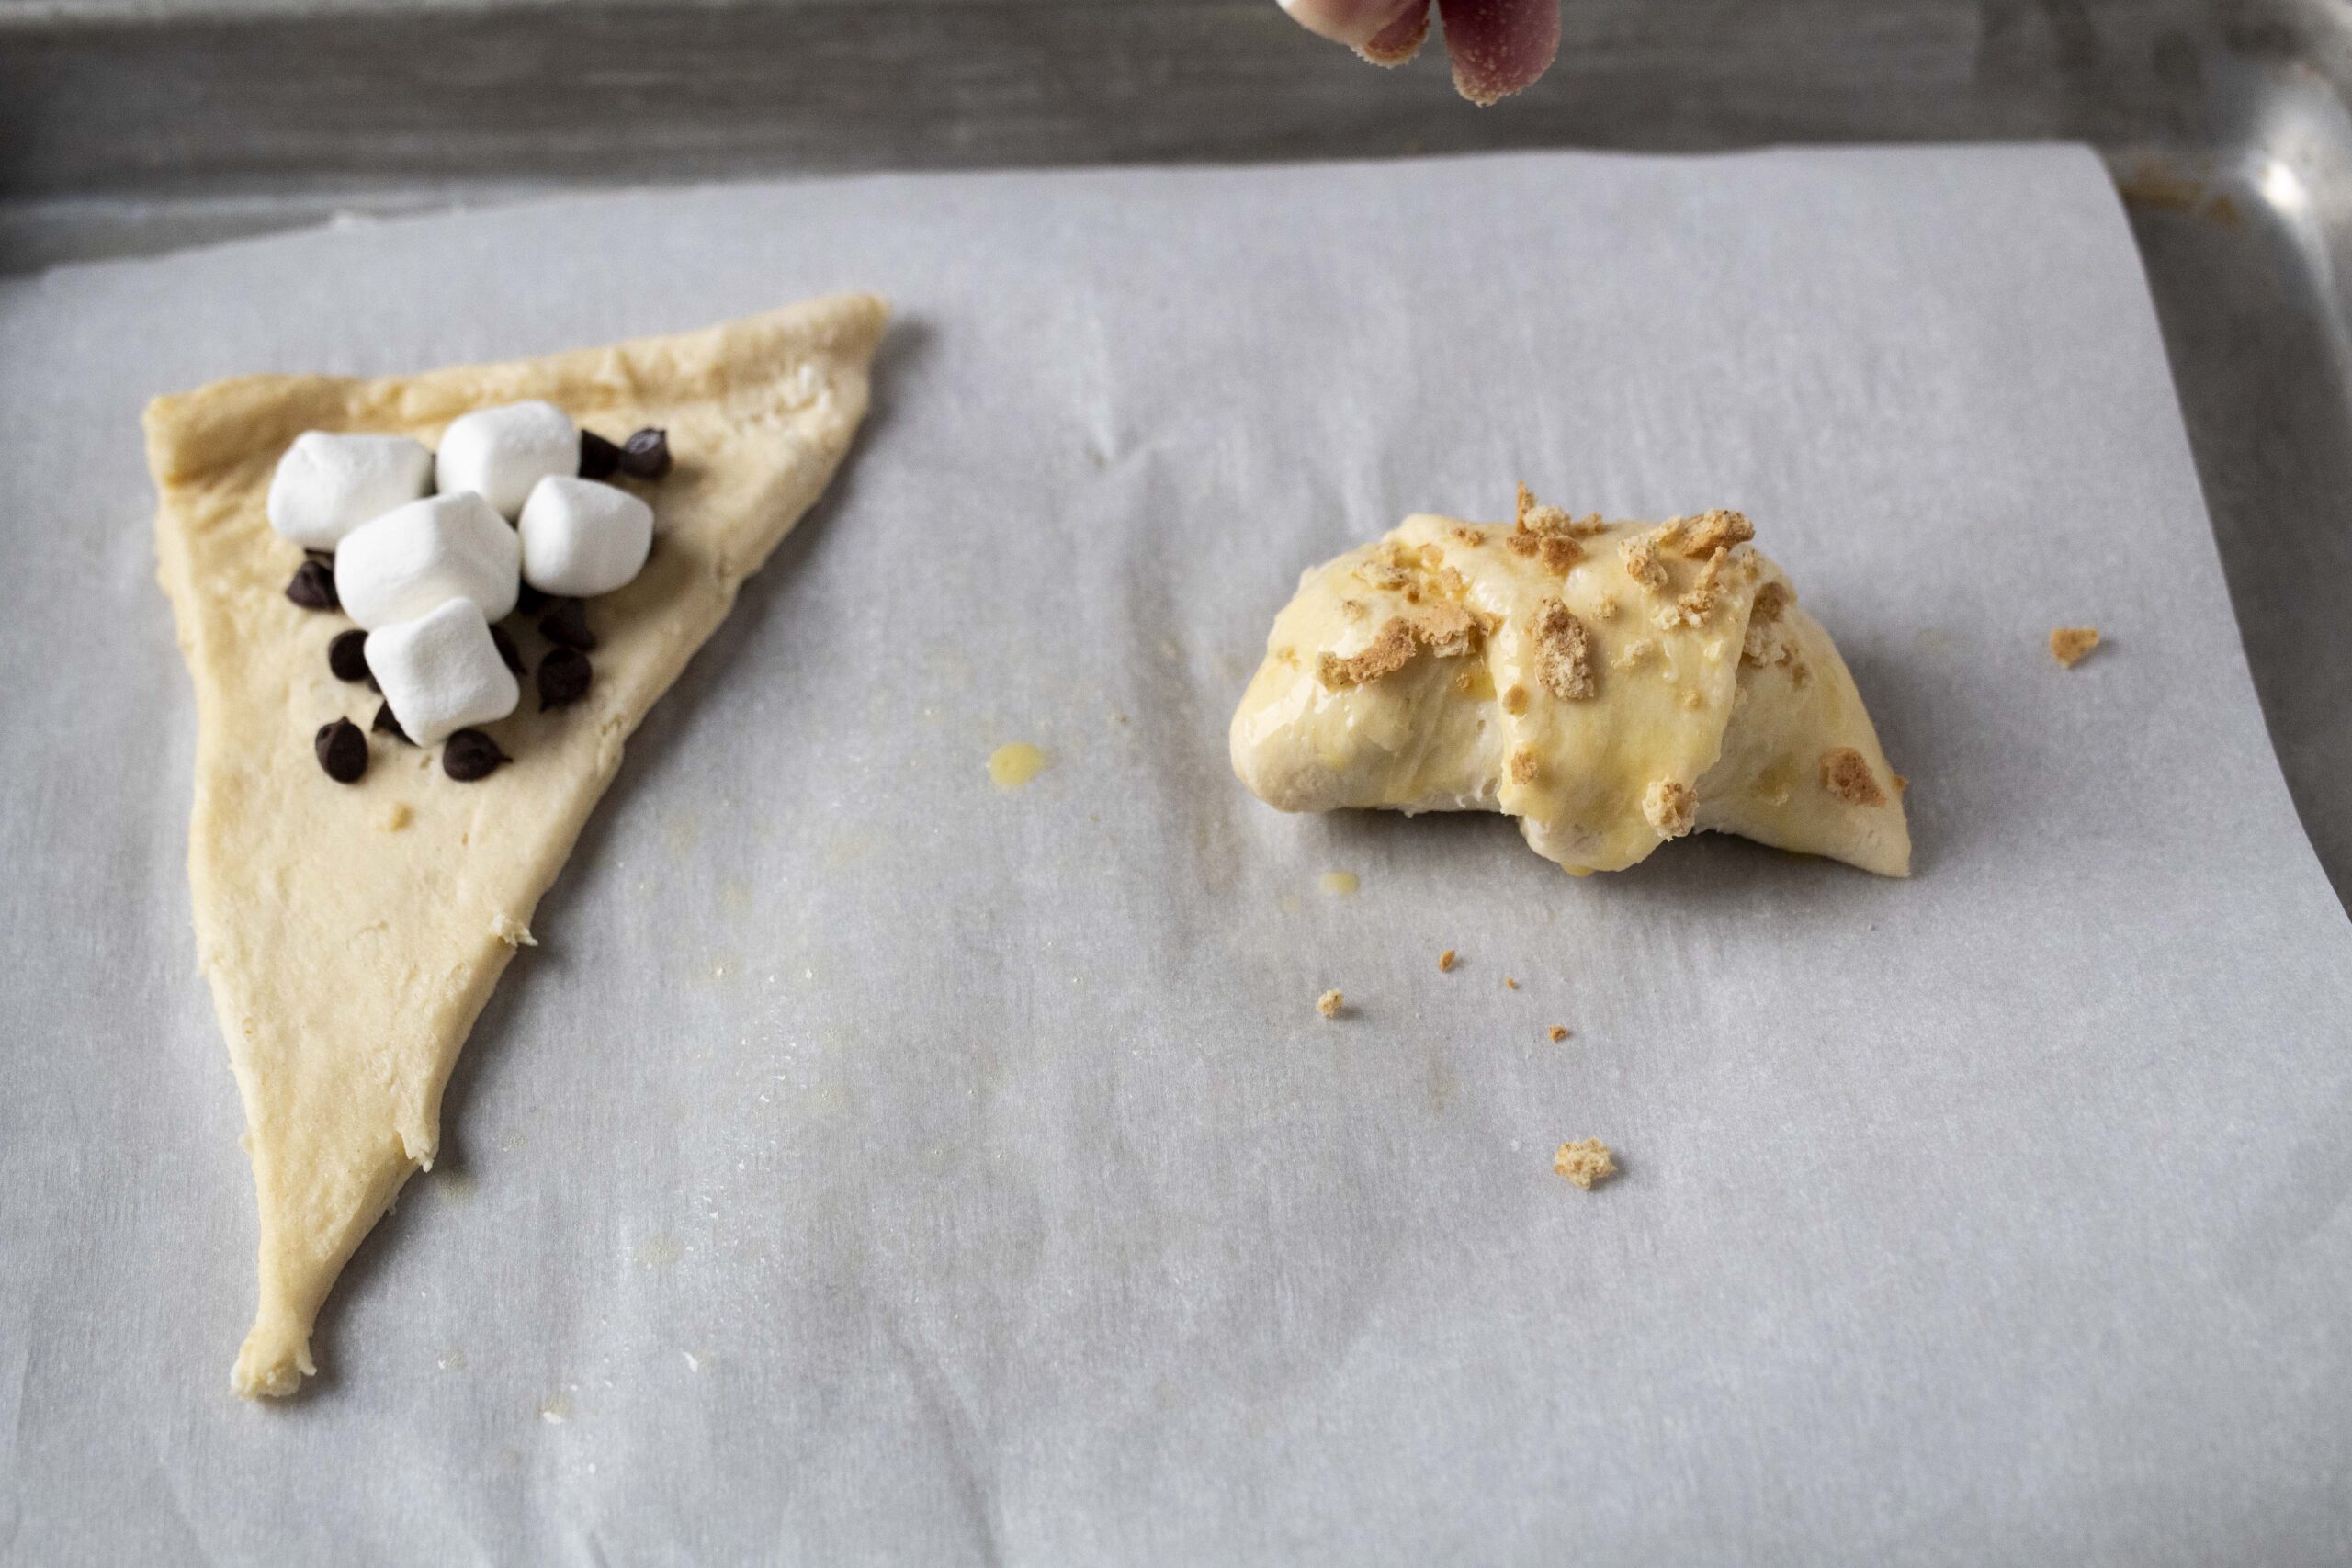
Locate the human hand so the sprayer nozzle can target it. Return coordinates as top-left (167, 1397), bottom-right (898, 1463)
top-left (1278, 0), bottom-right (1560, 105)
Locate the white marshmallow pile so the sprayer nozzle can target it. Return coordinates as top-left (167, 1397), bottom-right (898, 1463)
top-left (266, 400), bottom-right (662, 754)
top-left (336, 491), bottom-right (521, 629)
top-left (519, 478), bottom-right (653, 598)
top-left (435, 400), bottom-right (580, 519)
top-left (364, 599), bottom-right (521, 749)
top-left (266, 433), bottom-right (434, 550)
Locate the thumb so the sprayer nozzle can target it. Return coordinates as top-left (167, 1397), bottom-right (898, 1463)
top-left (1277, 0), bottom-right (1426, 50)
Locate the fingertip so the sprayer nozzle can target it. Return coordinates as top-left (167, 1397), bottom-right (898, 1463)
top-left (1437, 0), bottom-right (1561, 104)
top-left (1356, 0), bottom-right (1432, 66)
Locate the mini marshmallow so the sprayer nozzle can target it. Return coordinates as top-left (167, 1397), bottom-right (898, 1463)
top-left (518, 477), bottom-right (654, 598)
top-left (266, 432), bottom-right (434, 550)
top-left (435, 401), bottom-right (579, 518)
top-left (365, 598), bottom-right (520, 749)
top-left (334, 491), bottom-right (520, 630)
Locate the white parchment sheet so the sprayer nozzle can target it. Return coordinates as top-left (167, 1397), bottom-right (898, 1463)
top-left (3, 147), bottom-right (2349, 1565)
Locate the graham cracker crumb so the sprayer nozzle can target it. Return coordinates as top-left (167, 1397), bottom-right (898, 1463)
top-left (2051, 626), bottom-right (2100, 667)
top-left (1439, 949), bottom-right (1458, 973)
top-left (1453, 526), bottom-right (1487, 548)
top-left (1679, 686), bottom-right (1705, 711)
top-left (379, 802), bottom-right (413, 833)
top-left (1643, 778), bottom-right (1697, 839)
top-left (1594, 592), bottom-right (1620, 621)
top-left (1533, 599), bottom-right (1599, 701)
top-left (1506, 532), bottom-right (1541, 560)
top-left (1515, 486), bottom-right (1579, 538)
top-left (1569, 513), bottom-right (1609, 538)
top-left (1509, 747), bottom-right (1540, 785)
top-left (1340, 598), bottom-right (1367, 621)
top-left (1655, 547), bottom-right (1727, 630)
top-left (1821, 747), bottom-right (1888, 807)
top-left (1504, 976), bottom-right (1520, 990)
top-left (1750, 580), bottom-right (1792, 624)
top-left (1612, 637), bottom-right (1657, 671)
top-left (1318, 619), bottom-right (1418, 690)
top-left (1414, 600), bottom-right (1478, 659)
top-left (1548, 1025), bottom-right (1568, 1043)
top-left (1317, 989), bottom-right (1343, 1019)
top-left (1554, 1138), bottom-right (1618, 1190)
top-left (1652, 517), bottom-right (1689, 551)
top-left (1539, 536), bottom-right (1584, 574)
top-left (1620, 533), bottom-right (1670, 594)
top-left (1679, 508), bottom-right (1754, 558)
top-left (1501, 683), bottom-right (1530, 716)
top-left (1318, 604), bottom-right (1482, 691)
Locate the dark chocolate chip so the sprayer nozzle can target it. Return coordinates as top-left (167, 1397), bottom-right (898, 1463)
top-left (314, 717), bottom-right (368, 784)
top-left (578, 430), bottom-right (622, 479)
top-left (538, 598), bottom-right (596, 651)
top-left (618, 427), bottom-right (672, 479)
top-left (286, 559), bottom-right (338, 611)
top-left (491, 624), bottom-right (526, 676)
top-left (327, 628), bottom-right (371, 684)
top-left (514, 582), bottom-right (550, 617)
top-left (537, 646), bottom-right (592, 711)
top-left (372, 701), bottom-right (411, 745)
top-left (442, 728), bottom-right (510, 782)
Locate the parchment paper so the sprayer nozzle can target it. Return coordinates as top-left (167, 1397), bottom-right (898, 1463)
top-left (3, 147), bottom-right (2349, 1566)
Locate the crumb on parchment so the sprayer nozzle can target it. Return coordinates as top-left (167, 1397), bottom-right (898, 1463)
top-left (1549, 1025), bottom-right (1569, 1043)
top-left (1555, 1138), bottom-right (1617, 1189)
top-left (1439, 949), bottom-right (1457, 973)
top-left (1317, 989), bottom-right (1343, 1019)
top-left (1504, 976), bottom-right (1520, 990)
top-left (2050, 626), bottom-right (2100, 667)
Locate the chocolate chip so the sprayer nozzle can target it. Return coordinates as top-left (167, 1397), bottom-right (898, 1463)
top-left (618, 427), bottom-right (672, 479)
top-left (491, 624), bottom-right (526, 676)
top-left (537, 646), bottom-right (592, 710)
top-left (442, 728), bottom-right (509, 782)
top-left (538, 598), bottom-right (596, 651)
top-left (578, 429), bottom-right (622, 479)
top-left (372, 701), bottom-right (411, 745)
top-left (514, 582), bottom-right (550, 617)
top-left (286, 559), bottom-right (338, 611)
top-left (327, 628), bottom-right (372, 684)
top-left (314, 717), bottom-right (368, 784)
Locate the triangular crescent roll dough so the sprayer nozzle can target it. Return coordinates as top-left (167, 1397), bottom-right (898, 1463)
top-left (1231, 507), bottom-right (1909, 877)
top-left (150, 296), bottom-right (888, 1396)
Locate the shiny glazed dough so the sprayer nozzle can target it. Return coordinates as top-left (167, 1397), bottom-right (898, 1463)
top-left (1230, 503), bottom-right (1909, 878)
top-left (149, 296), bottom-right (888, 1396)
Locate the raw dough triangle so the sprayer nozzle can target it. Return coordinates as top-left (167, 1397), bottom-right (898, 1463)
top-left (149, 297), bottom-right (888, 1396)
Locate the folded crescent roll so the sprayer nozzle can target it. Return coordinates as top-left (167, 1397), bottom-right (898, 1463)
top-left (1229, 494), bottom-right (1909, 877)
